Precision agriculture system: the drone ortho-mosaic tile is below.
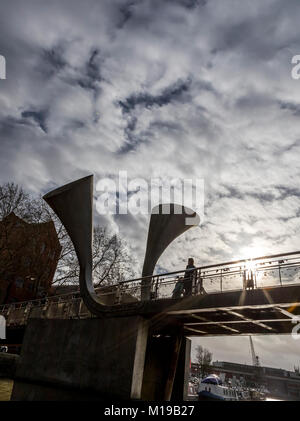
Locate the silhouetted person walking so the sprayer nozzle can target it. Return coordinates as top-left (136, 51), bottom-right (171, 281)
top-left (184, 258), bottom-right (196, 296)
top-left (172, 277), bottom-right (184, 299)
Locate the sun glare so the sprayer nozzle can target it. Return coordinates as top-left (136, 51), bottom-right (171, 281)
top-left (239, 245), bottom-right (268, 281)
top-left (245, 259), bottom-right (256, 272)
top-left (240, 245), bottom-right (267, 260)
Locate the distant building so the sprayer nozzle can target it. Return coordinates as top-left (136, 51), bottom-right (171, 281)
top-left (0, 213), bottom-right (61, 304)
top-left (191, 360), bottom-right (300, 400)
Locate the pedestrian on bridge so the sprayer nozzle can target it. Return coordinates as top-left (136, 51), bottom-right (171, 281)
top-left (184, 258), bottom-right (196, 296)
top-left (172, 277), bottom-right (184, 299)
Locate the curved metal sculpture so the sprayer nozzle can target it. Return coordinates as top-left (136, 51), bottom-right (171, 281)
top-left (43, 175), bottom-right (110, 316)
top-left (141, 203), bottom-right (200, 300)
top-left (43, 175), bottom-right (200, 314)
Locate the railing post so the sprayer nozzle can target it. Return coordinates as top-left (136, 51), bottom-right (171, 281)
top-left (117, 286), bottom-right (122, 305)
top-left (220, 269), bottom-right (223, 292)
top-left (154, 276), bottom-right (159, 299)
top-left (279, 265), bottom-right (282, 286)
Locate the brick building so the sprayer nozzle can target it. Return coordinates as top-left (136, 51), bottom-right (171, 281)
top-left (0, 213), bottom-right (61, 304)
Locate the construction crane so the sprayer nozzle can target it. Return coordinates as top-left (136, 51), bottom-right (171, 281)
top-left (249, 336), bottom-right (260, 367)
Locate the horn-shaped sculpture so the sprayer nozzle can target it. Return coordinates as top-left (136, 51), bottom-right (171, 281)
top-left (43, 175), bottom-right (110, 316)
top-left (43, 175), bottom-right (200, 314)
top-left (141, 203), bottom-right (200, 300)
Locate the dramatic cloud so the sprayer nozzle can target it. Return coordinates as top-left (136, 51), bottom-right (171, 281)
top-left (1, 0), bottom-right (300, 369)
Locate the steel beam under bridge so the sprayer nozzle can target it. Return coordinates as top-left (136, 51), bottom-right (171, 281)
top-left (150, 284), bottom-right (300, 336)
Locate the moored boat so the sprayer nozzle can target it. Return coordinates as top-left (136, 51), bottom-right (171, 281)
top-left (198, 374), bottom-right (239, 401)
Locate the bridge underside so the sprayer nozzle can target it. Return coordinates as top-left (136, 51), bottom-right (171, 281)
top-left (138, 284), bottom-right (300, 336)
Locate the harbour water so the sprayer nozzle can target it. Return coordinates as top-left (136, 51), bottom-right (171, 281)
top-left (0, 379), bottom-right (13, 401)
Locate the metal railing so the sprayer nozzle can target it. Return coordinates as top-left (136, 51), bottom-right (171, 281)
top-left (116, 250), bottom-right (300, 301)
top-left (1, 251), bottom-right (300, 324)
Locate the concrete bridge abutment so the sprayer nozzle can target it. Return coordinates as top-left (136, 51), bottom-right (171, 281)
top-left (11, 317), bottom-right (190, 401)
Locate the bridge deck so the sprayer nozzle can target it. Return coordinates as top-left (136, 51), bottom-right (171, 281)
top-left (1, 284), bottom-right (300, 337)
top-left (2, 251), bottom-right (300, 337)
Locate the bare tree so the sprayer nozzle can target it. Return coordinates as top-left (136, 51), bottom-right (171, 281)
top-left (53, 224), bottom-right (136, 289)
top-left (0, 182), bottom-right (137, 295)
top-left (0, 183), bottom-right (30, 220)
top-left (195, 345), bottom-right (213, 378)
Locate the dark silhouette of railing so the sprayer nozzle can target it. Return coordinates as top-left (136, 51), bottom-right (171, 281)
top-left (1, 251), bottom-right (300, 326)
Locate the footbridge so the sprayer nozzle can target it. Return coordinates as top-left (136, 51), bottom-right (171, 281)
top-left (2, 250), bottom-right (300, 337)
top-left (6, 175), bottom-right (300, 401)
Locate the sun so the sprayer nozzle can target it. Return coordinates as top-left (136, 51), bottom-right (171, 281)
top-left (240, 245), bottom-right (267, 260)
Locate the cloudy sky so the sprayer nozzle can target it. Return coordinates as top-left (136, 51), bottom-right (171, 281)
top-left (1, 0), bottom-right (300, 371)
